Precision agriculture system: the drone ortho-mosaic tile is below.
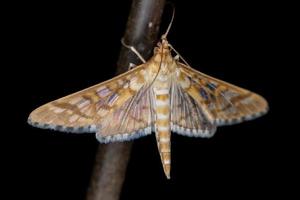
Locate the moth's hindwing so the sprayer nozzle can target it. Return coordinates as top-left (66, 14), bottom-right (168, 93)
top-left (170, 80), bottom-right (216, 137)
top-left (96, 84), bottom-right (154, 143)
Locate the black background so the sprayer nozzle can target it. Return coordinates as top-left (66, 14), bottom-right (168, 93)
top-left (5, 0), bottom-right (289, 199)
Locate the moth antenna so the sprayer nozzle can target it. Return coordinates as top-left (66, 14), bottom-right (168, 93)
top-left (162, 4), bottom-right (175, 39)
top-left (168, 43), bottom-right (191, 67)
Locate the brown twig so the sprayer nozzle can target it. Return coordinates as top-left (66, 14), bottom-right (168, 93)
top-left (85, 0), bottom-right (165, 200)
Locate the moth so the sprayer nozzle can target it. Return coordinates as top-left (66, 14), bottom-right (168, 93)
top-left (28, 14), bottom-right (268, 179)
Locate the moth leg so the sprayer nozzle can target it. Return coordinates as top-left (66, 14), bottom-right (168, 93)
top-left (174, 54), bottom-right (180, 61)
top-left (128, 62), bottom-right (137, 70)
top-left (121, 38), bottom-right (146, 63)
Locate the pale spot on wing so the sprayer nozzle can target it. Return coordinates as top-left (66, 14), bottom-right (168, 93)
top-left (85, 108), bottom-right (94, 116)
top-left (69, 115), bottom-right (79, 123)
top-left (69, 97), bottom-right (82, 105)
top-left (85, 92), bottom-right (100, 102)
top-left (66, 110), bottom-right (73, 115)
top-left (140, 69), bottom-right (146, 75)
top-left (178, 73), bottom-right (191, 89)
top-left (240, 96), bottom-right (254, 104)
top-left (96, 86), bottom-right (111, 97)
top-left (77, 100), bottom-right (90, 108)
top-left (80, 106), bottom-right (90, 112)
top-left (208, 103), bottom-right (216, 111)
top-left (53, 107), bottom-right (66, 113)
top-left (222, 90), bottom-right (239, 99)
top-left (48, 107), bottom-right (55, 111)
top-left (97, 108), bottom-right (109, 117)
top-left (78, 117), bottom-right (92, 123)
top-left (129, 74), bottom-right (145, 91)
top-left (117, 79), bottom-right (124, 85)
top-left (47, 119), bottom-right (54, 124)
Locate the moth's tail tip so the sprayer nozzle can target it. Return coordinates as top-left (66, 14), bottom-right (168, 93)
top-left (164, 170), bottom-right (171, 179)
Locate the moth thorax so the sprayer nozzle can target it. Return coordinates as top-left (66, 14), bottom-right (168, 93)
top-left (153, 50), bottom-right (173, 65)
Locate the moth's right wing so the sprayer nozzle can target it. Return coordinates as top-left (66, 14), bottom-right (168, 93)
top-left (28, 64), bottom-right (150, 133)
top-left (177, 63), bottom-right (268, 126)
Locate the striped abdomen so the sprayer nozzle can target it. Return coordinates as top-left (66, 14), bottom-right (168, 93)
top-left (154, 82), bottom-right (171, 179)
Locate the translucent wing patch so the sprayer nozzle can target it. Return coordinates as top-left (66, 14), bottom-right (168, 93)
top-left (171, 81), bottom-right (216, 138)
top-left (28, 64), bottom-right (147, 133)
top-left (96, 85), bottom-right (154, 143)
top-left (177, 63), bottom-right (269, 126)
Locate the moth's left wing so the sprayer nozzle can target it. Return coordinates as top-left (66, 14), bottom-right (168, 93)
top-left (177, 63), bottom-right (268, 126)
top-left (28, 64), bottom-right (148, 133)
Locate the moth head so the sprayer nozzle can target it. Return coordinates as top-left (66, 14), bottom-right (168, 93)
top-left (154, 5), bottom-right (175, 55)
top-left (154, 37), bottom-right (170, 54)
top-left (160, 36), bottom-right (169, 48)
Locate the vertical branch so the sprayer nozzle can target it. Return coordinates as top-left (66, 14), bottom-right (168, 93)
top-left (85, 0), bottom-right (165, 200)
top-left (117, 0), bottom-right (166, 73)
